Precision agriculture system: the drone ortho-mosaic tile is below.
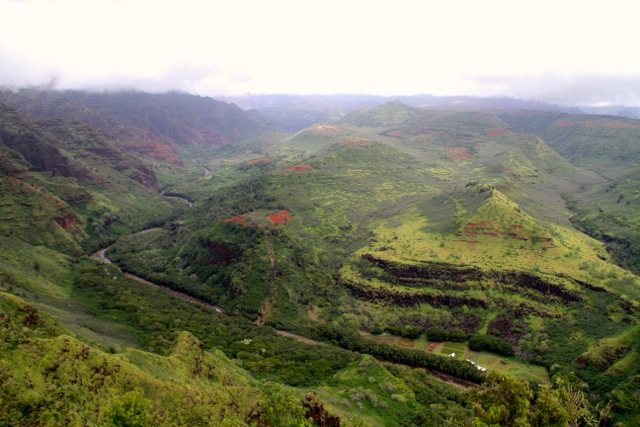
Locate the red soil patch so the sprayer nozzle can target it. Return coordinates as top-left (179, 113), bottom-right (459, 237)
top-left (463, 223), bottom-right (478, 237)
top-left (479, 220), bottom-right (501, 236)
top-left (223, 215), bottom-right (249, 225)
top-left (426, 342), bottom-right (443, 352)
top-left (54, 213), bottom-right (76, 230)
top-left (486, 129), bottom-right (509, 137)
top-left (122, 141), bottom-right (183, 166)
top-left (386, 130), bottom-right (404, 138)
top-left (313, 125), bottom-right (341, 134)
top-left (269, 210), bottom-right (292, 225)
top-left (463, 220), bottom-right (503, 238)
top-left (282, 164), bottom-right (316, 172)
top-left (444, 147), bottom-right (473, 161)
top-left (247, 157), bottom-right (272, 165)
top-left (508, 224), bottom-right (532, 240)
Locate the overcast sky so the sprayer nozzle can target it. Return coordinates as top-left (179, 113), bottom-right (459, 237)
top-left (1, 0), bottom-right (639, 106)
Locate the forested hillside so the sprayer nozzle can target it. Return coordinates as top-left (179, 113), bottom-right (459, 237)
top-left (1, 90), bottom-right (639, 426)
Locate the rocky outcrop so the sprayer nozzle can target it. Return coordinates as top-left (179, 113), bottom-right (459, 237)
top-left (490, 270), bottom-right (581, 303)
top-left (338, 277), bottom-right (489, 309)
top-left (54, 212), bottom-right (76, 231)
top-left (0, 124), bottom-right (90, 182)
top-left (360, 254), bottom-right (583, 304)
top-left (121, 141), bottom-right (183, 166)
top-left (0, 90), bottom-right (279, 148)
top-left (362, 254), bottom-right (483, 283)
top-left (1, 105), bottom-right (161, 192)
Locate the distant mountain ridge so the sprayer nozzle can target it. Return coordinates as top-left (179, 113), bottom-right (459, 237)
top-left (225, 93), bottom-right (590, 131)
top-left (227, 93), bottom-right (640, 134)
top-left (0, 89), bottom-right (280, 165)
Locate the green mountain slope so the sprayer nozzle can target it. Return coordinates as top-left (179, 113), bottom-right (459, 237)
top-left (496, 109), bottom-right (640, 277)
top-left (3, 94), bottom-right (640, 425)
top-left (100, 101), bottom-right (640, 424)
top-left (497, 110), bottom-right (640, 178)
top-left (568, 169), bottom-right (640, 274)
top-left (0, 89), bottom-right (279, 154)
top-left (0, 104), bottom-right (179, 253)
top-left (0, 292), bottom-right (322, 426)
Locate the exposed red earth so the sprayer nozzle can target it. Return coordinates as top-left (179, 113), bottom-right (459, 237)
top-left (222, 214), bottom-right (249, 225)
top-left (247, 157), bottom-right (272, 165)
top-left (312, 125), bottom-right (341, 134)
top-left (54, 213), bottom-right (76, 231)
top-left (486, 129), bottom-right (509, 137)
top-left (444, 147), bottom-right (473, 161)
top-left (222, 211), bottom-right (293, 227)
top-left (269, 210), bottom-right (292, 225)
top-left (282, 164), bottom-right (316, 172)
top-left (121, 141), bottom-right (183, 166)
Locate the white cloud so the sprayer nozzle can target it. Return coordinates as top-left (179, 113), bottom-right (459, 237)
top-left (1, 0), bottom-right (639, 104)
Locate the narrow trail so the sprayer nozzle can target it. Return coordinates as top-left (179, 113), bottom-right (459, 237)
top-left (265, 232), bottom-right (276, 268)
top-left (95, 248), bottom-right (112, 264)
top-left (93, 242), bottom-right (227, 315)
top-left (255, 231), bottom-right (276, 326)
top-left (160, 191), bottom-right (193, 207)
top-left (166, 195), bottom-right (193, 208)
top-left (122, 271), bottom-right (227, 314)
top-left (274, 330), bottom-right (321, 345)
top-left (192, 158), bottom-right (212, 177)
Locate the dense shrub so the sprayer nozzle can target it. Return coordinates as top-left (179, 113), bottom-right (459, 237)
top-left (427, 327), bottom-right (469, 343)
top-left (468, 334), bottom-right (514, 356)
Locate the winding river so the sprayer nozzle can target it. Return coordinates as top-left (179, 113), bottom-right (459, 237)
top-left (92, 227), bottom-right (320, 345)
top-left (192, 158), bottom-right (212, 177)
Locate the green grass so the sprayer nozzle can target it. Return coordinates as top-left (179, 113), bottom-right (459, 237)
top-left (0, 291), bottom-right (320, 426)
top-left (354, 201), bottom-right (635, 295)
top-left (5, 99), bottom-right (640, 424)
top-left (364, 333), bottom-right (549, 384)
top-left (436, 342), bottom-right (549, 383)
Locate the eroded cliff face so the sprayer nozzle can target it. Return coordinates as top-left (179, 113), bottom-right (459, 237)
top-left (0, 89), bottom-right (279, 150)
top-left (0, 104), bottom-right (174, 256)
top-left (360, 254), bottom-right (583, 305)
top-left (121, 140), bottom-right (183, 167)
top-left (38, 118), bottom-right (160, 192)
top-left (0, 111), bottom-right (91, 182)
top-left (0, 106), bottom-right (161, 192)
top-left (0, 177), bottom-right (84, 253)
top-left (53, 212), bottom-right (76, 231)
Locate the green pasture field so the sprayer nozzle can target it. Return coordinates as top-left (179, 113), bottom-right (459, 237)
top-left (436, 342), bottom-right (549, 383)
top-left (365, 334), bottom-right (549, 383)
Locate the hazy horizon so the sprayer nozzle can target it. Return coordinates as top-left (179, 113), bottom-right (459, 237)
top-left (2, 0), bottom-right (639, 107)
